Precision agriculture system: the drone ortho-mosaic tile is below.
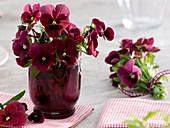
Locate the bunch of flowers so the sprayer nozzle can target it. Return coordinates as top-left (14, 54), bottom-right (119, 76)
top-left (12, 3), bottom-right (114, 78)
top-left (0, 91), bottom-right (44, 127)
top-left (105, 37), bottom-right (170, 98)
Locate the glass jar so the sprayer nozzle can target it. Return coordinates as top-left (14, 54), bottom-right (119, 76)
top-left (29, 59), bottom-right (81, 119)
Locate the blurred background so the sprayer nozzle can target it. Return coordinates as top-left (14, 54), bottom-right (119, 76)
top-left (0, 0), bottom-right (170, 127)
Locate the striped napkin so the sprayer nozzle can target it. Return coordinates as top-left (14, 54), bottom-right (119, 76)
top-left (97, 98), bottom-right (170, 128)
top-left (0, 92), bottom-right (94, 128)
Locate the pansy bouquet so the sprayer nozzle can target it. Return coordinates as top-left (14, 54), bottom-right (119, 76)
top-left (12, 3), bottom-right (114, 77)
top-left (105, 37), bottom-right (170, 98)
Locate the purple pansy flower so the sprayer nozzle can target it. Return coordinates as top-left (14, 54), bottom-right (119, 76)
top-left (51, 38), bottom-right (78, 67)
top-left (103, 27), bottom-right (114, 41)
top-left (105, 51), bottom-right (120, 65)
top-left (135, 37), bottom-right (160, 52)
top-left (30, 43), bottom-right (56, 71)
top-left (0, 101), bottom-right (27, 126)
top-left (87, 31), bottom-right (99, 57)
top-left (12, 30), bottom-right (30, 60)
top-left (92, 18), bottom-right (105, 37)
top-left (40, 4), bottom-right (70, 38)
top-left (65, 23), bottom-right (84, 43)
top-left (117, 59), bottom-right (141, 88)
top-left (119, 39), bottom-right (136, 56)
top-left (28, 109), bottom-right (44, 123)
top-left (92, 18), bottom-right (114, 41)
top-left (16, 55), bottom-right (31, 67)
top-left (21, 3), bottom-right (40, 24)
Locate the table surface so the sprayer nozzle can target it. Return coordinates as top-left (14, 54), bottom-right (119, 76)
top-left (0, 0), bottom-right (170, 127)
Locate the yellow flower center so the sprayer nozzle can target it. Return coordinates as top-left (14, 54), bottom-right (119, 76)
top-left (52, 21), bottom-right (57, 25)
top-left (34, 115), bottom-right (38, 118)
top-left (63, 52), bottom-right (67, 57)
top-left (42, 57), bottom-right (46, 61)
top-left (31, 17), bottom-right (34, 21)
top-left (23, 44), bottom-right (27, 50)
top-left (6, 116), bottom-right (10, 121)
top-left (131, 74), bottom-right (136, 79)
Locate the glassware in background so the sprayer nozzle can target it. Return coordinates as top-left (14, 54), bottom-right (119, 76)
top-left (117, 0), bottom-right (167, 29)
top-left (0, 47), bottom-right (8, 66)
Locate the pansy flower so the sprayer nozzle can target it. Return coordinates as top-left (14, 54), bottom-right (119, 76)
top-left (51, 38), bottom-right (78, 67)
top-left (119, 39), bottom-right (136, 56)
top-left (92, 18), bottom-right (114, 41)
top-left (92, 18), bottom-right (105, 37)
top-left (65, 23), bottom-right (84, 43)
top-left (21, 3), bottom-right (40, 24)
top-left (30, 43), bottom-right (56, 71)
top-left (117, 59), bottom-right (141, 88)
top-left (28, 109), bottom-right (44, 123)
top-left (120, 39), bottom-right (133, 48)
top-left (40, 4), bottom-right (70, 38)
top-left (12, 30), bottom-right (30, 60)
top-left (16, 55), bottom-right (31, 67)
top-left (135, 37), bottom-right (160, 52)
top-left (105, 51), bottom-right (120, 65)
top-left (103, 27), bottom-right (114, 41)
top-left (0, 101), bottom-right (27, 126)
top-left (87, 31), bottom-right (99, 57)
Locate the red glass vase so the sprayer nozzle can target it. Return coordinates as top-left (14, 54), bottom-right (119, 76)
top-left (29, 61), bottom-right (81, 119)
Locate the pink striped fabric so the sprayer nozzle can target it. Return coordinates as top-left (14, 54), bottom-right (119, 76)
top-left (0, 92), bottom-right (94, 128)
top-left (97, 98), bottom-right (170, 128)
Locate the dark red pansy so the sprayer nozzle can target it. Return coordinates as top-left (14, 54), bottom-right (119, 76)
top-left (12, 30), bottom-right (30, 60)
top-left (135, 37), bottom-right (160, 53)
top-left (40, 4), bottom-right (70, 38)
top-left (120, 39), bottom-right (133, 48)
top-left (92, 18), bottom-right (105, 37)
top-left (0, 102), bottom-right (27, 127)
top-left (21, 3), bottom-right (40, 23)
top-left (104, 27), bottom-right (114, 41)
top-left (105, 51), bottom-right (120, 65)
top-left (119, 40), bottom-right (136, 56)
top-left (16, 55), bottom-right (31, 67)
top-left (9, 101), bottom-right (27, 113)
top-left (65, 23), bottom-right (84, 43)
top-left (117, 59), bottom-right (141, 88)
top-left (87, 31), bottom-right (99, 57)
top-left (92, 18), bottom-right (114, 41)
top-left (28, 109), bottom-right (44, 123)
top-left (30, 43), bottom-right (56, 71)
top-left (51, 38), bottom-right (78, 66)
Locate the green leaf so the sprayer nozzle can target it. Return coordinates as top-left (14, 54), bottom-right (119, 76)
top-left (152, 86), bottom-right (161, 98)
top-left (32, 67), bottom-right (40, 79)
top-left (0, 103), bottom-right (4, 110)
top-left (113, 77), bottom-right (121, 82)
top-left (3, 90), bottom-right (25, 106)
top-left (143, 110), bottom-right (159, 121)
top-left (153, 65), bottom-right (159, 69)
top-left (27, 37), bottom-right (32, 44)
top-left (163, 112), bottom-right (169, 123)
top-left (120, 54), bottom-right (131, 61)
top-left (123, 120), bottom-right (140, 128)
top-left (111, 66), bottom-right (118, 72)
top-left (160, 75), bottom-right (168, 82)
top-left (23, 60), bottom-right (32, 67)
